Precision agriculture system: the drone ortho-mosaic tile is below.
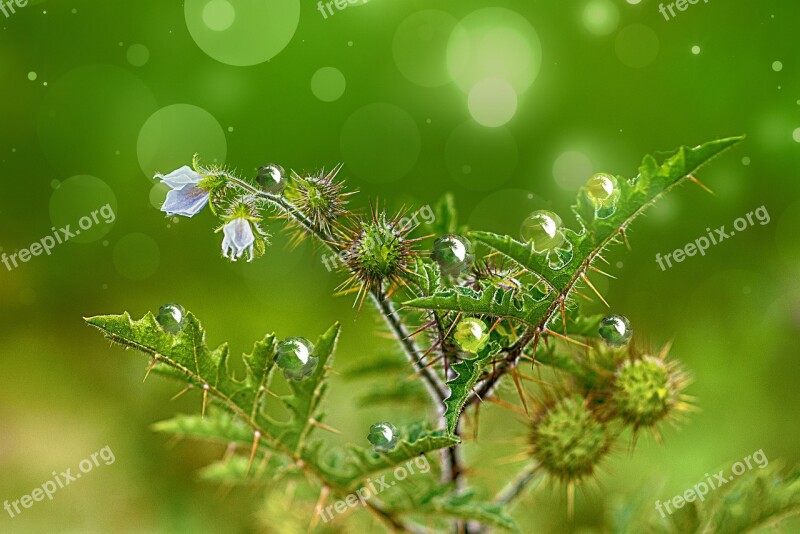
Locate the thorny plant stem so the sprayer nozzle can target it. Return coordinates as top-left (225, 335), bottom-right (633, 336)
top-left (224, 172), bottom-right (471, 531)
top-left (223, 173), bottom-right (448, 402)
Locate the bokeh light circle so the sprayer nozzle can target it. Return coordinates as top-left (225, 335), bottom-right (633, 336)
top-left (582, 0), bottom-right (620, 36)
top-left (393, 10), bottom-right (458, 87)
top-left (340, 103), bottom-right (421, 184)
top-left (49, 175), bottom-right (118, 244)
top-left (137, 104), bottom-right (227, 178)
top-left (468, 78), bottom-right (518, 127)
top-left (553, 150), bottom-right (594, 191)
top-left (126, 44), bottom-right (150, 66)
top-left (311, 67), bottom-right (346, 102)
top-left (447, 7), bottom-right (542, 93)
top-left (615, 24), bottom-right (659, 68)
top-left (203, 0), bottom-right (236, 31)
top-left (38, 65), bottom-right (157, 175)
top-left (149, 183), bottom-right (169, 210)
top-left (184, 0), bottom-right (300, 66)
top-left (113, 233), bottom-right (161, 280)
top-left (445, 121), bottom-right (518, 191)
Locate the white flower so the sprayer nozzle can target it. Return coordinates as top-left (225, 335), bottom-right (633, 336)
top-left (156, 166), bottom-right (210, 217)
top-left (222, 218), bottom-right (256, 262)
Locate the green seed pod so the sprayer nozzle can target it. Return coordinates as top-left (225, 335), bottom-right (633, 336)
top-left (337, 207), bottom-right (421, 308)
top-left (612, 355), bottom-right (685, 429)
top-left (530, 396), bottom-right (613, 483)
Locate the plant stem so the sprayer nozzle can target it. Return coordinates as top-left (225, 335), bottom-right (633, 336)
top-left (495, 463), bottom-right (540, 505)
top-left (223, 173), bottom-right (448, 404)
top-left (224, 171), bottom-right (462, 532)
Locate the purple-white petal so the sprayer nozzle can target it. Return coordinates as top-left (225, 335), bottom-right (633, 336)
top-left (157, 165), bottom-right (204, 189)
top-left (161, 185), bottom-right (210, 217)
top-left (222, 218), bottom-right (256, 262)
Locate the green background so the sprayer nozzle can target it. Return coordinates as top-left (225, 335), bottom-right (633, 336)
top-left (1, 0), bottom-right (798, 532)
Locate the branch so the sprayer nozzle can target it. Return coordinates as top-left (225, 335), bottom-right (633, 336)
top-left (223, 174), bottom-right (448, 404)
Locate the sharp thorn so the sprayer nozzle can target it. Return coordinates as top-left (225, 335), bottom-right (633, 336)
top-left (544, 328), bottom-right (592, 349)
top-left (688, 174), bottom-right (715, 195)
top-left (589, 265), bottom-right (617, 279)
top-left (580, 273), bottom-right (610, 307)
top-left (246, 431), bottom-right (261, 477)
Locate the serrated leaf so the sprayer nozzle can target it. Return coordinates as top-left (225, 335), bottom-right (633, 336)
top-left (304, 426), bottom-right (460, 491)
top-left (261, 322), bottom-right (340, 454)
top-left (404, 285), bottom-right (556, 328)
top-left (442, 342), bottom-right (501, 434)
top-left (85, 311), bottom-right (340, 457)
top-left (470, 137), bottom-right (742, 293)
top-left (152, 412), bottom-right (255, 447)
top-left (398, 491), bottom-right (518, 532)
top-left (197, 454), bottom-right (289, 485)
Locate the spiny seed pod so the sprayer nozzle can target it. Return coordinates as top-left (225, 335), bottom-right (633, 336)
top-left (336, 205), bottom-right (422, 309)
top-left (289, 164), bottom-right (354, 235)
top-left (611, 353), bottom-right (691, 432)
top-left (530, 395), bottom-right (614, 483)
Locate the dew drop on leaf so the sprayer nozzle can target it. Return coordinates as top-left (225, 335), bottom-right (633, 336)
top-left (368, 422), bottom-right (399, 452)
top-left (433, 234), bottom-right (474, 276)
top-left (599, 314), bottom-right (632, 346)
top-left (157, 303), bottom-right (186, 335)
top-left (585, 173), bottom-right (620, 219)
top-left (520, 210), bottom-right (573, 270)
top-left (274, 337), bottom-right (318, 381)
top-left (454, 317), bottom-right (489, 353)
top-left (520, 210), bottom-right (566, 251)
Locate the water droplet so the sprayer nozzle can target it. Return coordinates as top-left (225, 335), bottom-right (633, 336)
top-left (274, 337), bottom-right (318, 381)
top-left (157, 303), bottom-right (186, 335)
top-left (256, 164), bottom-right (286, 194)
top-left (691, 45), bottom-right (701, 55)
top-left (585, 173), bottom-right (620, 219)
top-left (454, 317), bottom-right (489, 353)
top-left (772, 60), bottom-right (783, 72)
top-left (520, 210), bottom-right (573, 270)
top-left (433, 234), bottom-right (474, 276)
top-left (368, 422), bottom-right (399, 452)
top-left (599, 314), bottom-right (632, 346)
top-left (28, 72), bottom-right (37, 81)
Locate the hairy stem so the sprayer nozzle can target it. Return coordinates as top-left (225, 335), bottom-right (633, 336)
top-left (223, 173), bottom-right (447, 403)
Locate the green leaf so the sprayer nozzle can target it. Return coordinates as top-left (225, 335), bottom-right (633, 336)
top-left (405, 137), bottom-right (742, 325)
top-left (152, 412), bottom-right (255, 447)
top-left (304, 425), bottom-right (460, 490)
top-left (471, 137), bottom-right (742, 293)
top-left (85, 311), bottom-right (340, 457)
top-left (399, 491), bottom-right (519, 532)
top-left (442, 341), bottom-right (501, 434)
top-left (197, 454), bottom-right (290, 485)
top-left (404, 285), bottom-right (556, 328)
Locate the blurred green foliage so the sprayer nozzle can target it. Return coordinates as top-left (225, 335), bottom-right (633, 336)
top-left (0, 0), bottom-right (798, 532)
